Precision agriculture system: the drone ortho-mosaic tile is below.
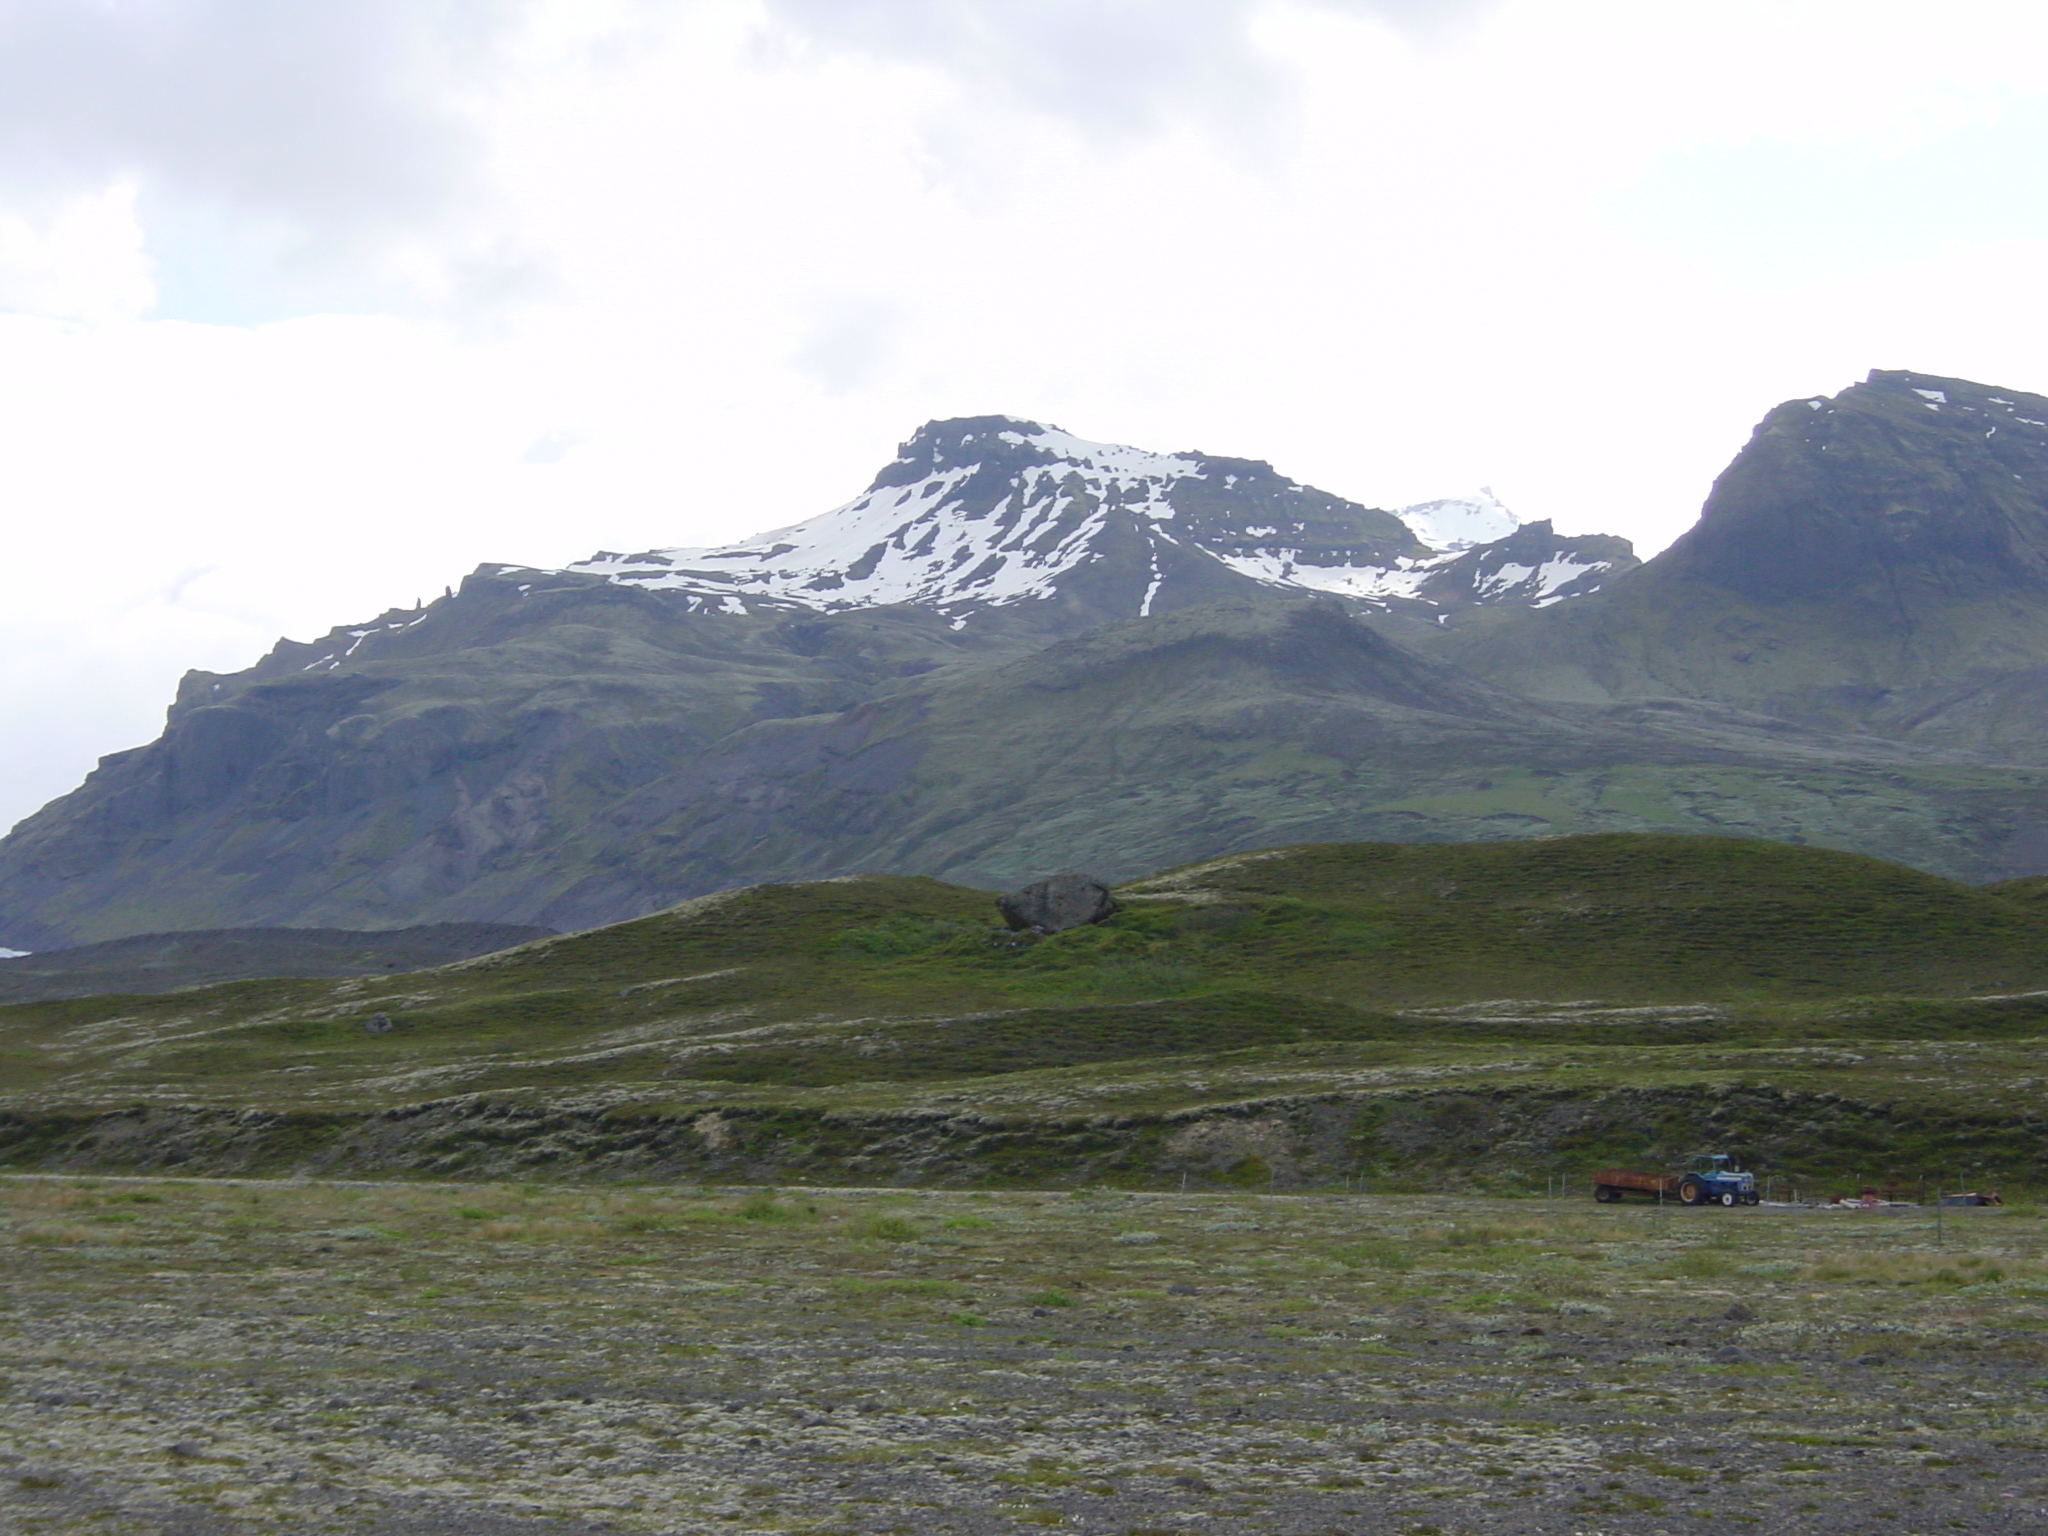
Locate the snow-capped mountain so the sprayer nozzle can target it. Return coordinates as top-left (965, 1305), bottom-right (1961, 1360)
top-left (1395, 488), bottom-right (1521, 552)
top-left (541, 417), bottom-right (1633, 624)
top-left (25, 373), bottom-right (2048, 954)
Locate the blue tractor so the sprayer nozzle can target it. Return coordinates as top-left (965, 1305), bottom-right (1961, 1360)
top-left (1676, 1153), bottom-right (1758, 1207)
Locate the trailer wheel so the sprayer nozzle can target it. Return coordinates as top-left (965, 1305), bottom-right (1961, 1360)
top-left (1678, 1177), bottom-right (1707, 1206)
top-left (1594, 1185), bottom-right (1616, 1202)
top-left (1719, 1191), bottom-right (1738, 1208)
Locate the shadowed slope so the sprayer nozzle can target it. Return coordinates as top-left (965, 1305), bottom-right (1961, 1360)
top-left (546, 597), bottom-right (2048, 899)
top-left (0, 923), bottom-right (555, 1004)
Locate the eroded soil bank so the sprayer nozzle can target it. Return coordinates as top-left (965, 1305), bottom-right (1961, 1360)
top-left (0, 1083), bottom-right (2036, 1192)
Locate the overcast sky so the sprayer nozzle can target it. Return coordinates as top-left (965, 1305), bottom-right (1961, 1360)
top-left (7, 0), bottom-right (2048, 836)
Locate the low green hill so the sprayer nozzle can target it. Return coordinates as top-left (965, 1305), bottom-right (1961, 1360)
top-left (1117, 833), bottom-right (2048, 999)
top-left (12, 831), bottom-right (2048, 1189)
top-left (6, 832), bottom-right (2048, 1111)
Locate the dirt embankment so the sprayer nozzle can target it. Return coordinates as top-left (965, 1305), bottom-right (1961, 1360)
top-left (1, 1083), bottom-right (2037, 1189)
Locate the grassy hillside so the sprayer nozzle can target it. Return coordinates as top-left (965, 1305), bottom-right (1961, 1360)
top-left (577, 599), bottom-right (2048, 895)
top-left (6, 831), bottom-right (2048, 1114)
top-left (8, 831), bottom-right (2048, 1193)
top-left (1118, 833), bottom-right (2048, 998)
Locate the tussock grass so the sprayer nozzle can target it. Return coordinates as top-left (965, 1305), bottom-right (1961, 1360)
top-left (833, 1277), bottom-right (963, 1297)
top-left (1328, 1238), bottom-right (1415, 1272)
top-left (850, 1215), bottom-right (919, 1243)
top-left (732, 1190), bottom-right (818, 1223)
top-left (16, 1224), bottom-right (96, 1245)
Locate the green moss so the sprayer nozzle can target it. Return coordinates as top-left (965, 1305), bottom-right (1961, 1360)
top-left (850, 1216), bottom-right (919, 1242)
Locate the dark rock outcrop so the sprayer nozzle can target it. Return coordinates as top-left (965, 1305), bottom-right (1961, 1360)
top-left (996, 873), bottom-right (1118, 934)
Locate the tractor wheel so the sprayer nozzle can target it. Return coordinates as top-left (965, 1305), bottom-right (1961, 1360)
top-left (1745, 1192), bottom-right (1761, 1206)
top-left (1720, 1191), bottom-right (1738, 1208)
top-left (1594, 1185), bottom-right (1616, 1203)
top-left (1678, 1177), bottom-right (1707, 1206)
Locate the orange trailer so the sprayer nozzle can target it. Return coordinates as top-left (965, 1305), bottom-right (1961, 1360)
top-left (1592, 1167), bottom-right (1679, 1203)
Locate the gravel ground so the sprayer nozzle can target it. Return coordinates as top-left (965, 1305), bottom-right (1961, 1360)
top-left (3, 1176), bottom-right (2046, 1534)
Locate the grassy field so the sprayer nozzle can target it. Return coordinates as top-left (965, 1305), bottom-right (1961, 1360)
top-left (2, 1173), bottom-right (2045, 1535)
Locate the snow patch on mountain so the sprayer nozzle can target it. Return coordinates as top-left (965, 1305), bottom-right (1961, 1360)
top-left (1475, 556), bottom-right (1608, 607)
top-left (1010, 426), bottom-right (1201, 508)
top-left (571, 473), bottom-right (1153, 612)
top-left (1397, 488), bottom-right (1520, 552)
top-left (561, 423), bottom-right (1216, 615)
top-left (541, 417), bottom-right (1605, 620)
top-left (1210, 548), bottom-right (1438, 602)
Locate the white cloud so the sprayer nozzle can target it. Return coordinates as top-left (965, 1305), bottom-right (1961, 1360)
top-left (789, 293), bottom-right (911, 395)
top-left (760, 0), bottom-right (1287, 141)
top-left (0, 180), bottom-right (154, 321)
top-left (0, 0), bottom-right (511, 215)
top-left (760, 0), bottom-right (1503, 134)
top-left (0, 0), bottom-right (534, 317)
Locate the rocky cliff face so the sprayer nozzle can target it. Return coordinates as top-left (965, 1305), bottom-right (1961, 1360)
top-left (8, 389), bottom-right (2048, 946)
top-left (1415, 520), bottom-right (1638, 611)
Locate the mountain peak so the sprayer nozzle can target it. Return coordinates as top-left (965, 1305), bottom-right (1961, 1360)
top-left (1396, 487), bottom-right (1521, 552)
top-left (1662, 367), bottom-right (2048, 603)
top-left (867, 415), bottom-right (1055, 490)
top-left (1449, 368), bottom-right (2048, 747)
top-left (545, 418), bottom-right (1630, 628)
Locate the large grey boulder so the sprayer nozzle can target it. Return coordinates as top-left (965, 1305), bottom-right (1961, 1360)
top-left (996, 873), bottom-right (1118, 934)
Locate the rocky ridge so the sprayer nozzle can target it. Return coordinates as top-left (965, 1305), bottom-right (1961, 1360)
top-left (538, 416), bottom-right (1633, 629)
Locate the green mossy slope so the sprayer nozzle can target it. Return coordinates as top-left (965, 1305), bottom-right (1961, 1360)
top-left (1117, 833), bottom-right (2048, 999)
top-left (5, 833), bottom-right (2048, 1116)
